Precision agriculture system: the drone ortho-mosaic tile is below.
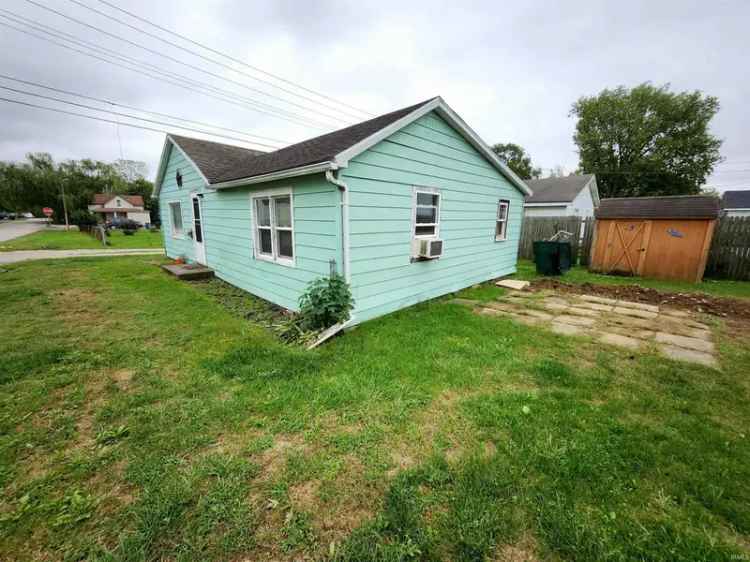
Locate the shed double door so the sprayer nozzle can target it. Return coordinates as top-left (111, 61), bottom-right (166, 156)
top-left (599, 220), bottom-right (652, 276)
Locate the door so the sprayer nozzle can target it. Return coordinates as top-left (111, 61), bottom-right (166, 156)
top-left (191, 194), bottom-right (206, 265)
top-left (602, 220), bottom-right (651, 275)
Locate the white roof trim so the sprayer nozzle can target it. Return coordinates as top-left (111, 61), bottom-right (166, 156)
top-left (334, 97), bottom-right (532, 197)
top-left (211, 161), bottom-right (336, 189)
top-left (725, 207), bottom-right (750, 211)
top-left (194, 97), bottom-right (532, 197)
top-left (523, 202), bottom-right (569, 207)
top-left (153, 135), bottom-right (210, 197)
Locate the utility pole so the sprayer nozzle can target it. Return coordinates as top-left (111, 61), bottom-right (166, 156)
top-left (60, 179), bottom-right (70, 231)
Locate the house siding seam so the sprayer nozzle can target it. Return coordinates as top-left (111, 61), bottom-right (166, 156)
top-left (158, 143), bottom-right (340, 311)
top-left (343, 110), bottom-right (524, 323)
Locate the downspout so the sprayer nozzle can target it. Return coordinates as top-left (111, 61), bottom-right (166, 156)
top-left (325, 168), bottom-right (351, 284)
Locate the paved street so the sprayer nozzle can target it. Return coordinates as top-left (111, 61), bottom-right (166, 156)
top-left (0, 248), bottom-right (164, 265)
top-left (0, 218), bottom-right (49, 242)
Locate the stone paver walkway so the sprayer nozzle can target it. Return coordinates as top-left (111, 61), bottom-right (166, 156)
top-left (0, 248), bottom-right (164, 264)
top-left (457, 290), bottom-right (717, 368)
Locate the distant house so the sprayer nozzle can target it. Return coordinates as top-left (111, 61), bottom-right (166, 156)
top-left (88, 194), bottom-right (150, 224)
top-left (153, 96), bottom-right (532, 326)
top-left (524, 174), bottom-right (600, 217)
top-left (721, 190), bottom-right (750, 217)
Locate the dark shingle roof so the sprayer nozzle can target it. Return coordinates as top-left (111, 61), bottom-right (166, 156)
top-left (92, 194), bottom-right (144, 207)
top-left (169, 135), bottom-right (265, 183)
top-left (722, 189), bottom-right (750, 209)
top-left (170, 98), bottom-right (436, 185)
top-left (596, 195), bottom-right (721, 220)
top-left (524, 174), bottom-right (593, 203)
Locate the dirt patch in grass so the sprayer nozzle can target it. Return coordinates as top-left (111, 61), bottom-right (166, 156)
top-left (257, 434), bottom-right (309, 479)
top-left (289, 479), bottom-right (320, 510)
top-left (530, 279), bottom-right (750, 320)
top-left (111, 369), bottom-right (134, 391)
top-left (493, 533), bottom-right (540, 561)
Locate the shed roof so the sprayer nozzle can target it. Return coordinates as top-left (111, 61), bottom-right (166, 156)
top-left (525, 174), bottom-right (594, 204)
top-left (155, 97), bottom-right (532, 197)
top-left (722, 189), bottom-right (750, 209)
top-left (595, 195), bottom-right (721, 220)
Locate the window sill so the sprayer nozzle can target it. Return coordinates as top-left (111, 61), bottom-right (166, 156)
top-left (256, 254), bottom-right (296, 268)
top-left (495, 236), bottom-right (508, 242)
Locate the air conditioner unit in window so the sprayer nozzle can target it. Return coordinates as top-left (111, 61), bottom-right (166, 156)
top-left (418, 238), bottom-right (443, 259)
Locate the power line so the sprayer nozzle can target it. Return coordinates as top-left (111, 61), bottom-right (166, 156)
top-left (0, 73), bottom-right (290, 145)
top-left (94, 0), bottom-right (373, 119)
top-left (0, 95), bottom-right (280, 150)
top-left (0, 14), bottom-right (334, 131)
top-left (22, 0), bottom-right (352, 128)
top-left (0, 84), bottom-right (282, 149)
top-left (69, 0), bottom-right (371, 122)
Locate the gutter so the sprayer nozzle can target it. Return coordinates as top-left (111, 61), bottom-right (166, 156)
top-left (325, 168), bottom-right (351, 285)
top-left (211, 161), bottom-right (334, 189)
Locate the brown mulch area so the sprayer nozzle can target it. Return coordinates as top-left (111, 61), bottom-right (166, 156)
top-left (529, 279), bottom-right (750, 320)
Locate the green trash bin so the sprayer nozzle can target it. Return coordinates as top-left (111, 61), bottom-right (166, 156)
top-left (533, 241), bottom-right (573, 275)
top-left (533, 241), bottom-right (561, 275)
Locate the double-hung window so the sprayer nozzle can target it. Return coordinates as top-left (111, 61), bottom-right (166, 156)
top-left (496, 199), bottom-right (510, 241)
top-left (169, 201), bottom-right (183, 237)
top-left (253, 192), bottom-right (294, 265)
top-left (414, 189), bottom-right (440, 238)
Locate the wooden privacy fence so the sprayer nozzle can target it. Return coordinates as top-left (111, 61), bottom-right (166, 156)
top-left (518, 216), bottom-right (595, 266)
top-left (520, 215), bottom-right (750, 281)
top-left (705, 217), bottom-right (750, 281)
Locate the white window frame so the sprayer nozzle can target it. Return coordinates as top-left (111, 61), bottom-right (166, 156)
top-left (250, 187), bottom-right (296, 267)
top-left (495, 199), bottom-right (510, 241)
top-left (412, 187), bottom-right (441, 240)
top-left (168, 201), bottom-right (184, 238)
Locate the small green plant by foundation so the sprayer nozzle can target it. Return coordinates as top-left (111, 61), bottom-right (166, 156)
top-left (297, 273), bottom-right (354, 331)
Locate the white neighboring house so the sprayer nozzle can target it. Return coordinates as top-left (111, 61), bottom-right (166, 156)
top-left (721, 190), bottom-right (750, 217)
top-left (88, 194), bottom-right (150, 224)
top-left (523, 174), bottom-right (600, 217)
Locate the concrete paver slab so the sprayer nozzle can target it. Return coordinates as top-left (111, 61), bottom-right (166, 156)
top-left (613, 306), bottom-right (658, 320)
top-left (579, 294), bottom-right (619, 306)
top-left (496, 279), bottom-right (530, 290)
top-left (573, 301), bottom-right (613, 312)
top-left (555, 314), bottom-right (596, 327)
top-left (551, 322), bottom-right (583, 336)
top-left (542, 302), bottom-right (570, 313)
top-left (655, 332), bottom-right (714, 354)
top-left (567, 306), bottom-right (601, 318)
top-left (614, 300), bottom-right (660, 313)
top-left (599, 332), bottom-right (643, 350)
top-left (659, 345), bottom-right (717, 368)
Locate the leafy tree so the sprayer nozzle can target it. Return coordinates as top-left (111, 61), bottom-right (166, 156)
top-left (0, 153), bottom-right (153, 221)
top-left (490, 143), bottom-right (542, 180)
top-left (571, 83), bottom-right (722, 198)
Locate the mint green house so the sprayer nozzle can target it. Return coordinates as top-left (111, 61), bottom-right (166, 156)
top-left (154, 97), bottom-right (532, 326)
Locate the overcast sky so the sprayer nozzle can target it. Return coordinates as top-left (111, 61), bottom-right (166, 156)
top-left (1, 0), bottom-right (748, 192)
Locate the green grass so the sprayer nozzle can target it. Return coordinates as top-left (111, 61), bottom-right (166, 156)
top-left (0, 257), bottom-right (749, 561)
top-left (515, 259), bottom-right (750, 300)
top-left (0, 229), bottom-right (163, 251)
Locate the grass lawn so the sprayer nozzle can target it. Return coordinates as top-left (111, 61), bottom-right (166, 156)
top-left (0, 229), bottom-right (163, 252)
top-left (1, 257), bottom-right (749, 561)
top-left (515, 259), bottom-right (750, 300)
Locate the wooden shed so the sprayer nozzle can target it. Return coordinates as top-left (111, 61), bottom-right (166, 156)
top-left (590, 195), bottom-right (721, 282)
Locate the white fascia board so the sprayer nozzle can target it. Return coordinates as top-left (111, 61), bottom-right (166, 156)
top-left (725, 207), bottom-right (750, 211)
top-left (333, 97), bottom-right (533, 197)
top-left (523, 202), bottom-right (569, 207)
top-left (211, 161), bottom-right (335, 189)
top-left (152, 135), bottom-right (210, 196)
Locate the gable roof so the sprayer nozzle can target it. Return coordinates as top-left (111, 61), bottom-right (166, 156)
top-left (92, 193), bottom-right (144, 207)
top-left (154, 97), bottom-right (532, 197)
top-left (596, 195), bottom-right (721, 220)
top-left (722, 189), bottom-right (750, 209)
top-left (524, 174), bottom-right (594, 204)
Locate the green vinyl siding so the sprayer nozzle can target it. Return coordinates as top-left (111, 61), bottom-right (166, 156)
top-left (344, 110), bottom-right (524, 324)
top-left (158, 143), bottom-right (340, 311)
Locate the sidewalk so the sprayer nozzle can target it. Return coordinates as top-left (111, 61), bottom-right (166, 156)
top-left (0, 248), bottom-right (164, 265)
